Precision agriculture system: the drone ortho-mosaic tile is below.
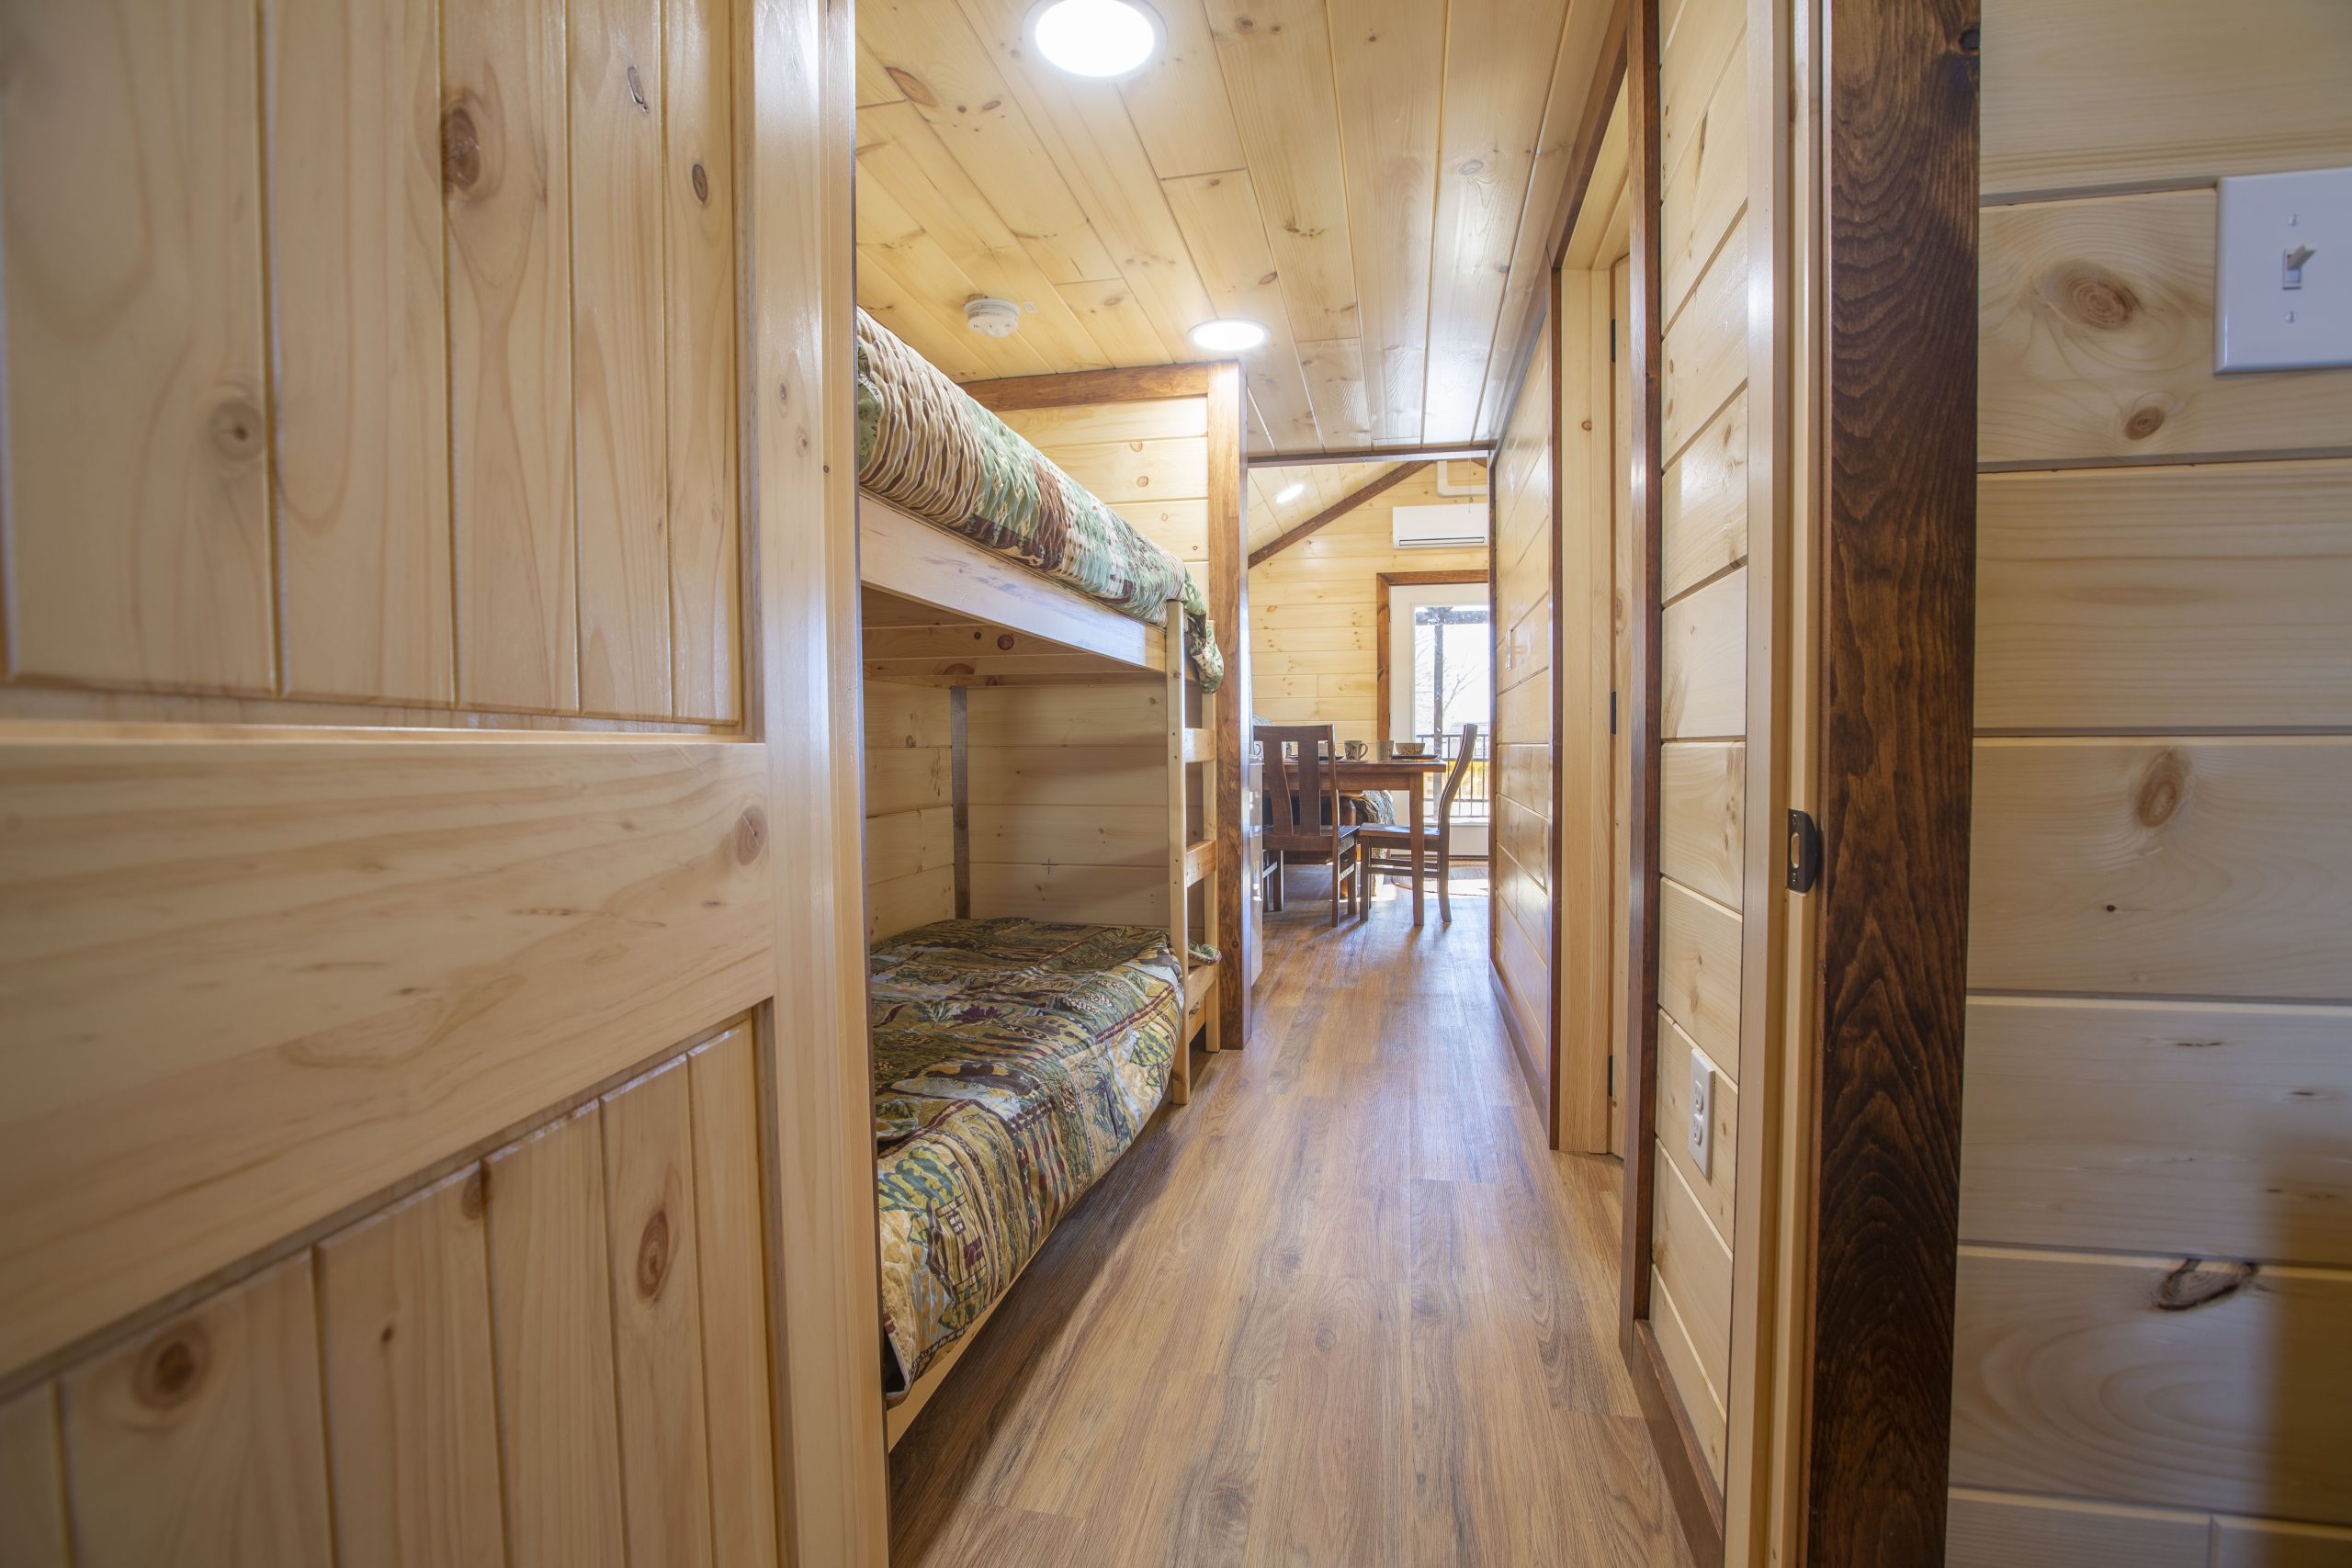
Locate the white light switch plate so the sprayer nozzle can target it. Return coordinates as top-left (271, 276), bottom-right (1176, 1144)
top-left (1688, 1056), bottom-right (1713, 1180)
top-left (2216, 168), bottom-right (2352, 373)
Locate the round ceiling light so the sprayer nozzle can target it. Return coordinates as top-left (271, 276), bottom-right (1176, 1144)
top-left (1274, 482), bottom-right (1306, 504)
top-left (1188, 317), bottom-right (1268, 353)
top-left (1028, 0), bottom-right (1163, 79)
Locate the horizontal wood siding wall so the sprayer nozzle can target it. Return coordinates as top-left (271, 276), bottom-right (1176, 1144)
top-left (864, 682), bottom-right (956, 940)
top-left (0, 0), bottom-right (742, 727)
top-left (996, 398), bottom-right (1215, 570)
top-left (964, 683), bottom-right (1169, 929)
top-left (1949, 3), bottom-right (2352, 1559)
top-left (1491, 347), bottom-right (1554, 1113)
top-left (1645, 0), bottom-right (1750, 1488)
top-left (1245, 463), bottom-right (1490, 750)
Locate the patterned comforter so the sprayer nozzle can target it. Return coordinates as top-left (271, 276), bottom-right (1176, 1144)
top-left (871, 918), bottom-right (1184, 1398)
top-left (854, 310), bottom-right (1227, 692)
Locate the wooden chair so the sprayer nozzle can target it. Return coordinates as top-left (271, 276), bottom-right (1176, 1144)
top-left (1254, 723), bottom-right (1363, 927)
top-left (1358, 723), bottom-right (1479, 923)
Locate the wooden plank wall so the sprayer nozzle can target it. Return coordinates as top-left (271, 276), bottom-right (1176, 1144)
top-left (0, 1024), bottom-right (778, 1568)
top-left (964, 683), bottom-right (1170, 928)
top-left (1948, 2), bottom-right (2352, 1560)
top-left (1645, 0), bottom-right (1753, 1487)
top-left (997, 399), bottom-right (1215, 570)
top-left (1248, 464), bottom-right (1490, 750)
top-left (864, 682), bottom-right (956, 940)
top-left (0, 0), bottom-right (741, 727)
top-left (1491, 349), bottom-right (1555, 1112)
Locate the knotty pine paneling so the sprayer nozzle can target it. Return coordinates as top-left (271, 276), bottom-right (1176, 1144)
top-left (1976, 461), bottom-right (2352, 733)
top-left (1967, 739), bottom-right (2352, 1002)
top-left (1960, 997), bottom-right (2352, 1268)
top-left (1956, 10), bottom-right (2352, 1551)
top-left (1659, 391), bottom-right (1748, 603)
top-left (8, 1029), bottom-right (776, 1568)
top-left (0, 0), bottom-right (275, 695)
top-left (1658, 741), bottom-right (1744, 911)
top-left (864, 681), bottom-right (955, 939)
top-left (1248, 466), bottom-right (1487, 749)
top-left (1980, 0), bottom-right (2352, 201)
top-left (0, 0), bottom-right (742, 723)
top-left (1491, 355), bottom-right (1553, 1103)
top-left (966, 683), bottom-right (1166, 931)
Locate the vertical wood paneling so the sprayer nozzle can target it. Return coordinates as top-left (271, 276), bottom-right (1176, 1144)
top-left (688, 1028), bottom-right (782, 1566)
top-left (1330, 0), bottom-right (1445, 443)
top-left (265, 0), bottom-right (455, 705)
top-left (59, 1256), bottom-right (333, 1568)
top-left (601, 1057), bottom-right (716, 1568)
top-left (447, 0), bottom-right (580, 713)
top-left (571, 0), bottom-right (673, 718)
top-left (0, 1386), bottom-right (69, 1568)
top-left (0, 0), bottom-right (274, 694)
top-left (664, 0), bottom-right (740, 721)
top-left (317, 1168), bottom-right (506, 1568)
top-left (484, 1105), bottom-right (628, 1568)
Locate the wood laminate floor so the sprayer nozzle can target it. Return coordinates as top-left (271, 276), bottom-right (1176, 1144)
top-left (888, 875), bottom-right (1697, 1567)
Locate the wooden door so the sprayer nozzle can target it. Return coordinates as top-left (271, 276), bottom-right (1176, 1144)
top-left (0, 0), bottom-right (884, 1562)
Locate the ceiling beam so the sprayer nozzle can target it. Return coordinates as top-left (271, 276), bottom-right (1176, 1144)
top-left (1248, 461), bottom-right (1434, 569)
top-left (1246, 443), bottom-right (1491, 468)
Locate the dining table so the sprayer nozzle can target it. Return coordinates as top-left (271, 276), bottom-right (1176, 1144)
top-left (1330, 754), bottom-right (1450, 926)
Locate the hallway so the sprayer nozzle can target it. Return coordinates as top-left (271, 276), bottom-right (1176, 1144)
top-left (888, 879), bottom-right (1696, 1566)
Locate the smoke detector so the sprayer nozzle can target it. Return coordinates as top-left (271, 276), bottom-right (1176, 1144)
top-left (965, 298), bottom-right (1023, 338)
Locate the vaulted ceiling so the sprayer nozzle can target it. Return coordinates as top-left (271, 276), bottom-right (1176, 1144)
top-left (854, 0), bottom-right (1620, 455)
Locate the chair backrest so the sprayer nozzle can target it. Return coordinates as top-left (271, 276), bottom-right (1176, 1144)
top-left (1254, 723), bottom-right (1340, 843)
top-left (1436, 723), bottom-right (1480, 815)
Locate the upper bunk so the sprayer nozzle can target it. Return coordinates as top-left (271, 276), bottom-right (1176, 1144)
top-left (854, 309), bottom-right (1231, 691)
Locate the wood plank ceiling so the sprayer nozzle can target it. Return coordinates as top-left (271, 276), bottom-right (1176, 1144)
top-left (854, 0), bottom-right (1620, 455)
top-left (1244, 460), bottom-right (1401, 552)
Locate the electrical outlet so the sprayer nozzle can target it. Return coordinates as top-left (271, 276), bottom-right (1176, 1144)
top-left (1688, 1056), bottom-right (1713, 1179)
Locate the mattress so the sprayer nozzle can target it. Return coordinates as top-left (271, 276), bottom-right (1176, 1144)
top-left (870, 917), bottom-right (1185, 1398)
top-left (854, 310), bottom-right (1227, 692)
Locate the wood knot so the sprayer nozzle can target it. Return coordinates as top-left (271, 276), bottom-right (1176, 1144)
top-left (207, 396), bottom-right (264, 462)
top-left (626, 63), bottom-right (650, 115)
top-left (691, 162), bottom-right (709, 205)
top-left (460, 1167), bottom-right (487, 1221)
top-left (2154, 1258), bottom-right (2254, 1312)
top-left (996, 633), bottom-right (1016, 650)
top-left (2134, 750), bottom-right (2188, 829)
top-left (885, 66), bottom-right (935, 107)
top-left (735, 806), bottom-right (768, 865)
top-left (2037, 264), bottom-right (2139, 331)
top-left (2123, 404), bottom-right (2166, 442)
top-left (442, 103), bottom-right (483, 195)
top-left (636, 1210), bottom-right (672, 1300)
top-left (135, 1326), bottom-right (209, 1409)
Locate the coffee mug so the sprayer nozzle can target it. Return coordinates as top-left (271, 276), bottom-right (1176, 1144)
top-left (1343, 739), bottom-right (1369, 760)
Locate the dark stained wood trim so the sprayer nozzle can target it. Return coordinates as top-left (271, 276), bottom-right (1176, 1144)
top-left (1619, 0), bottom-right (1712, 1560)
top-left (1206, 363), bottom-right (1252, 1052)
top-left (1374, 569), bottom-right (1488, 748)
top-left (949, 686), bottom-right (970, 919)
top-left (1248, 461), bottom-right (1434, 568)
top-left (1629, 1319), bottom-right (1728, 1555)
top-left (1487, 481), bottom-right (1503, 985)
top-left (1246, 443), bottom-right (1491, 468)
top-left (1544, 282), bottom-right (1566, 1153)
top-left (960, 361), bottom-right (1220, 410)
top-left (1804, 0), bottom-right (1979, 1561)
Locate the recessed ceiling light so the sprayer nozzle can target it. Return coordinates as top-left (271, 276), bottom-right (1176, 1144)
top-left (1028, 0), bottom-right (1162, 79)
top-left (1189, 318), bottom-right (1268, 353)
top-left (1274, 482), bottom-right (1306, 504)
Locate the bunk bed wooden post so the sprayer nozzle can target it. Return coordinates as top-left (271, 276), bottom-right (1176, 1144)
top-left (1164, 594), bottom-right (1193, 1107)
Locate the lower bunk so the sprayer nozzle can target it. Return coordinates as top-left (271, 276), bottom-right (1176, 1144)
top-left (873, 917), bottom-right (1210, 1445)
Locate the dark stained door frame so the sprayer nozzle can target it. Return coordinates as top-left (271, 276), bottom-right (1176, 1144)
top-left (1611, 0), bottom-right (1980, 1563)
top-left (1803, 0), bottom-right (1979, 1561)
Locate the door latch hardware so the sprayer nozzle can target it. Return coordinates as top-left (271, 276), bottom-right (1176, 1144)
top-left (1787, 808), bottom-right (1822, 894)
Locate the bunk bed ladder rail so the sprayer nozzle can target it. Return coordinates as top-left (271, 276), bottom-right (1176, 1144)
top-left (1165, 595), bottom-right (1221, 1109)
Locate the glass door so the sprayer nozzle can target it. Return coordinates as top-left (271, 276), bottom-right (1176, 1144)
top-left (1386, 582), bottom-right (1492, 859)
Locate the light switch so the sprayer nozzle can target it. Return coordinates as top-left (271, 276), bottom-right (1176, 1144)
top-left (2216, 168), bottom-right (2352, 373)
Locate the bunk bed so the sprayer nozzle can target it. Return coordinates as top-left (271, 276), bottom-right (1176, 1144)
top-left (854, 311), bottom-right (1244, 1446)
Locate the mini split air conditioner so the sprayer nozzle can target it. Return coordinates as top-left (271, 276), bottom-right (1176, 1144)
top-left (1391, 502), bottom-right (1488, 550)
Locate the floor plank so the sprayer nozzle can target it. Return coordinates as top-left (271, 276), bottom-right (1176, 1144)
top-left (888, 877), bottom-right (1698, 1567)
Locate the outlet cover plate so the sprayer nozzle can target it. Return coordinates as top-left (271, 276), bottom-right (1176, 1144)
top-left (2216, 167), bottom-right (2352, 373)
top-left (1688, 1056), bottom-right (1713, 1179)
